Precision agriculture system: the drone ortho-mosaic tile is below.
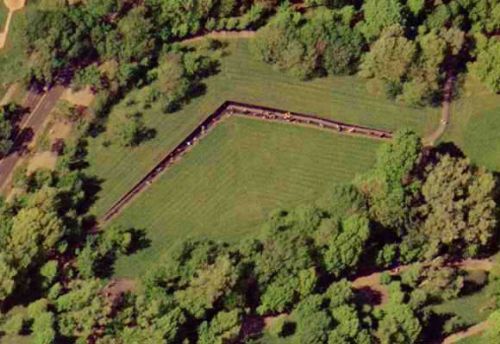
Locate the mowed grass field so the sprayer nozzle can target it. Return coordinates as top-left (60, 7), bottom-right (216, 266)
top-left (112, 117), bottom-right (381, 277)
top-left (430, 286), bottom-right (493, 327)
top-left (86, 37), bottom-right (440, 217)
top-left (443, 77), bottom-right (500, 172)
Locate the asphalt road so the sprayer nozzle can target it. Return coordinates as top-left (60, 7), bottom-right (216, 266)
top-left (0, 86), bottom-right (64, 192)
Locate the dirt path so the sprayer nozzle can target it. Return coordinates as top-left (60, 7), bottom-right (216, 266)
top-left (96, 101), bottom-right (392, 227)
top-left (424, 71), bottom-right (455, 146)
top-left (102, 278), bottom-right (136, 306)
top-left (0, 0), bottom-right (26, 49)
top-left (350, 258), bottom-right (494, 307)
top-left (181, 30), bottom-right (256, 44)
top-left (442, 320), bottom-right (489, 344)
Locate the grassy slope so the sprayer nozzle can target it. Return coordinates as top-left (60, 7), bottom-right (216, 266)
top-left (442, 77), bottom-right (500, 172)
top-left (430, 287), bottom-right (493, 327)
top-left (86, 38), bottom-right (440, 217)
top-left (112, 117), bottom-right (381, 277)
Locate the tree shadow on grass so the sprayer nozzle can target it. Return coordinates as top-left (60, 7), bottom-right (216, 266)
top-left (95, 227), bottom-right (151, 279)
top-left (433, 141), bottom-right (466, 159)
top-left (127, 227), bottom-right (151, 254)
top-left (77, 175), bottom-right (104, 216)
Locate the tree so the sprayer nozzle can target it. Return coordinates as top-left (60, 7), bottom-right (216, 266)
top-left (324, 279), bottom-right (354, 308)
top-left (292, 295), bottom-right (332, 344)
top-left (258, 275), bottom-right (298, 314)
top-left (117, 6), bottom-right (154, 63)
top-left (55, 279), bottom-right (109, 339)
top-left (175, 256), bottom-right (239, 318)
top-left (469, 35), bottom-right (500, 93)
top-left (0, 105), bottom-right (13, 156)
top-left (0, 186), bottom-right (66, 303)
top-left (26, 8), bottom-right (92, 84)
top-left (378, 303), bottom-right (421, 344)
top-left (316, 183), bottom-right (367, 219)
top-left (0, 254), bottom-right (16, 301)
top-left (360, 25), bottom-right (416, 86)
top-left (322, 24), bottom-right (364, 75)
top-left (197, 310), bottom-right (241, 344)
top-left (31, 311), bottom-right (57, 344)
top-left (356, 129), bottom-right (421, 231)
top-left (116, 113), bottom-right (151, 147)
top-left (253, 6), bottom-right (364, 79)
top-left (418, 155), bottom-right (497, 258)
top-left (9, 206), bottom-right (64, 267)
top-left (361, 0), bottom-right (404, 40)
top-left (466, 0), bottom-right (500, 33)
top-left (416, 259), bottom-right (464, 301)
top-left (407, 0), bottom-right (425, 16)
top-left (322, 215), bottom-right (370, 276)
top-left (253, 6), bottom-right (317, 79)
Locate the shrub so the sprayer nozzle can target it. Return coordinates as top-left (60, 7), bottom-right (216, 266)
top-left (380, 272), bottom-right (392, 285)
top-left (2, 313), bottom-right (25, 335)
top-left (268, 315), bottom-right (290, 337)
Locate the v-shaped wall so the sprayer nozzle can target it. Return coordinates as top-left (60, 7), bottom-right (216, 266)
top-left (110, 115), bottom-right (382, 277)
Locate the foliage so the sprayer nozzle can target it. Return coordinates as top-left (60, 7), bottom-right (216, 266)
top-left (175, 256), bottom-right (240, 318)
top-left (356, 129), bottom-right (421, 231)
top-left (469, 36), bottom-right (500, 93)
top-left (253, 6), bottom-right (364, 79)
top-left (417, 155), bottom-right (496, 258)
top-left (360, 0), bottom-right (404, 41)
top-left (0, 103), bottom-right (18, 157)
top-left (197, 310), bottom-right (241, 344)
top-left (55, 278), bottom-right (109, 339)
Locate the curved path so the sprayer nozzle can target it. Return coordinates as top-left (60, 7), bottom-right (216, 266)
top-left (350, 258), bottom-right (494, 306)
top-left (424, 71), bottom-right (455, 145)
top-left (442, 320), bottom-right (489, 344)
top-left (96, 101), bottom-right (392, 227)
top-left (0, 0), bottom-right (26, 49)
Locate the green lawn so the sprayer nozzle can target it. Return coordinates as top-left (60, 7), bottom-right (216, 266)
top-left (442, 77), bottom-right (500, 172)
top-left (86, 37), bottom-right (440, 218)
top-left (0, 2), bottom-right (7, 29)
top-left (430, 282), bottom-right (495, 327)
top-left (112, 116), bottom-right (381, 277)
top-left (0, 2), bottom-right (31, 85)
